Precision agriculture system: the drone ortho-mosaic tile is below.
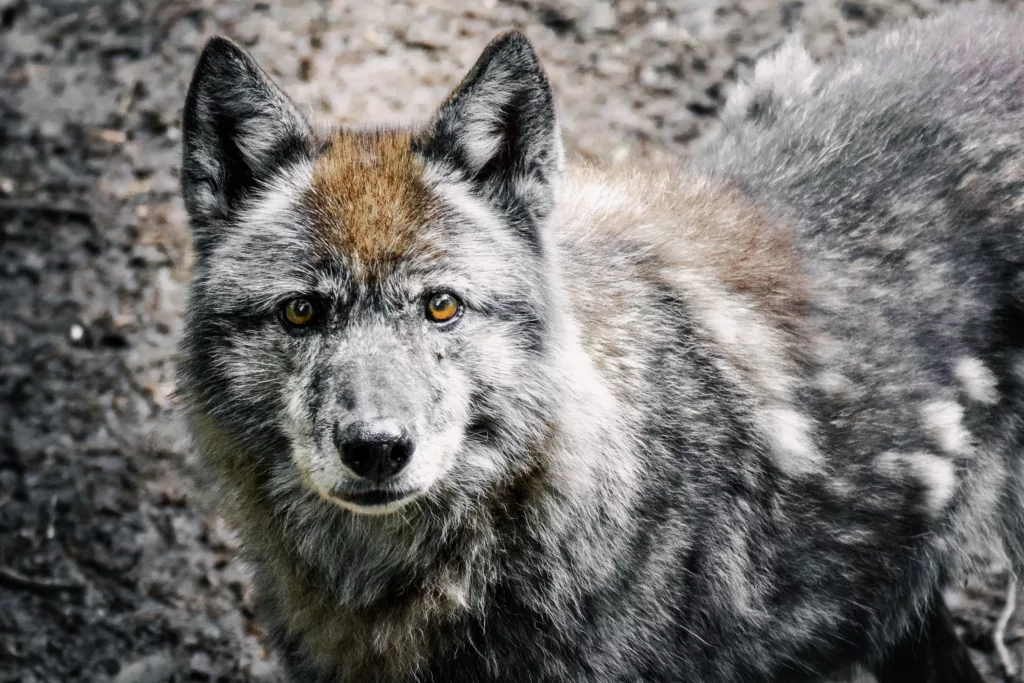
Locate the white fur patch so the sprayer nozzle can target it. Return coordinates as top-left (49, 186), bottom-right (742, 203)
top-left (723, 34), bottom-right (819, 119)
top-left (815, 370), bottom-right (854, 396)
top-left (762, 407), bottom-right (822, 475)
top-left (875, 451), bottom-right (957, 516)
top-left (678, 274), bottom-right (800, 400)
top-left (953, 357), bottom-right (998, 404)
top-left (920, 400), bottom-right (971, 455)
top-left (752, 35), bottom-right (819, 98)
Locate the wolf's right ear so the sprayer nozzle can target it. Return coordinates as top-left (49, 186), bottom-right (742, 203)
top-left (181, 37), bottom-right (313, 243)
top-left (416, 32), bottom-right (563, 233)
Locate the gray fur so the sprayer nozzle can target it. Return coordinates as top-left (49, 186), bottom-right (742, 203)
top-left (178, 7), bottom-right (1024, 682)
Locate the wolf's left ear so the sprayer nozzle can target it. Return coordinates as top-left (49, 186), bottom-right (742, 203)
top-left (181, 37), bottom-right (313, 247)
top-left (417, 31), bottom-right (563, 228)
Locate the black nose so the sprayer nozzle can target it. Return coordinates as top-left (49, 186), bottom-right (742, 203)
top-left (333, 420), bottom-right (414, 482)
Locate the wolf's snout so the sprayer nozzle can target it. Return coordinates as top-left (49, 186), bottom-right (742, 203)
top-left (334, 420), bottom-right (414, 482)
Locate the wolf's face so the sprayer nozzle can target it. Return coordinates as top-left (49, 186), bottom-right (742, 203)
top-left (178, 34), bottom-right (563, 514)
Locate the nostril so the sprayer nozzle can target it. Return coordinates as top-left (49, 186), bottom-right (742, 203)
top-left (341, 441), bottom-right (374, 478)
top-left (386, 439), bottom-right (413, 475)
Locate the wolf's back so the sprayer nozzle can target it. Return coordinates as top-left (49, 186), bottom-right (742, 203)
top-left (693, 3), bottom-right (1024, 572)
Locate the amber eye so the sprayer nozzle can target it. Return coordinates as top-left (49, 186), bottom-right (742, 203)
top-left (425, 292), bottom-right (462, 324)
top-left (282, 297), bottom-right (316, 327)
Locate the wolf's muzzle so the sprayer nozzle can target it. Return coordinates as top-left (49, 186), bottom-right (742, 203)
top-left (333, 419), bottom-right (414, 483)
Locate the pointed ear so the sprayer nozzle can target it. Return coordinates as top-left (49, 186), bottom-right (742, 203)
top-left (417, 31), bottom-right (563, 229)
top-left (181, 37), bottom-right (313, 242)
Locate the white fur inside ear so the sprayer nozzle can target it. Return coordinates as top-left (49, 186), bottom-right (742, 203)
top-left (235, 116), bottom-right (285, 168)
top-left (460, 75), bottom-right (516, 172)
top-left (724, 34), bottom-right (819, 119)
top-left (233, 101), bottom-right (306, 172)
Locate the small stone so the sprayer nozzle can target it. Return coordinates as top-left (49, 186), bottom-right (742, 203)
top-left (363, 28), bottom-right (386, 49)
top-left (39, 120), bottom-right (62, 139)
top-left (189, 651), bottom-right (214, 679)
top-left (248, 657), bottom-right (278, 682)
top-left (213, 6), bottom-right (237, 24)
top-left (94, 129), bottom-right (126, 145)
top-left (21, 251), bottom-right (44, 272)
top-left (114, 653), bottom-right (179, 683)
top-left (580, 1), bottom-right (616, 35)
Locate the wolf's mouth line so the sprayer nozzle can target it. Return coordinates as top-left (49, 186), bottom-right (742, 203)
top-left (328, 485), bottom-right (419, 507)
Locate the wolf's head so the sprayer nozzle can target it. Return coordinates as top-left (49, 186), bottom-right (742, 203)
top-left (178, 33), bottom-right (564, 515)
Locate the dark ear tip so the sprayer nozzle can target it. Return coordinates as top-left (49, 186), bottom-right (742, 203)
top-left (490, 29), bottom-right (530, 44)
top-left (184, 35), bottom-right (256, 127)
top-left (199, 35), bottom-right (247, 60)
top-left (194, 34), bottom-right (258, 78)
top-left (192, 35), bottom-right (255, 83)
top-left (485, 29), bottom-right (540, 61)
top-left (187, 36), bottom-right (264, 111)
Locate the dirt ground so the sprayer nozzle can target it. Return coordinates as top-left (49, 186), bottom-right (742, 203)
top-left (2, 0), bottom-right (1024, 681)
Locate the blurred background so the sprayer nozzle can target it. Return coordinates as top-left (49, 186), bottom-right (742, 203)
top-left (1, 0), bottom-right (1023, 681)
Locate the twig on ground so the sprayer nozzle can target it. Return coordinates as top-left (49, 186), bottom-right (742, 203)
top-left (994, 576), bottom-right (1018, 678)
top-left (0, 566), bottom-right (87, 599)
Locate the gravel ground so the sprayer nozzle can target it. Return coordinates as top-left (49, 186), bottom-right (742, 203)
top-left (2, 1), bottom-right (1024, 681)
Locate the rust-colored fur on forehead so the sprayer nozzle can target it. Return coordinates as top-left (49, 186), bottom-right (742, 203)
top-left (307, 130), bottom-right (433, 264)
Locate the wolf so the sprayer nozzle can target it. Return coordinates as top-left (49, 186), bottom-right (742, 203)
top-left (177, 4), bottom-right (1024, 681)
